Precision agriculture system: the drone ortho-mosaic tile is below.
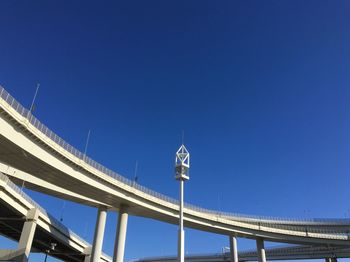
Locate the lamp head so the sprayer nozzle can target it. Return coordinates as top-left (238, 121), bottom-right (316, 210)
top-left (175, 144), bottom-right (190, 181)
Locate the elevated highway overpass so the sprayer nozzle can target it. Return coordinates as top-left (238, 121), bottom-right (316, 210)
top-left (0, 86), bottom-right (349, 262)
top-left (0, 171), bottom-right (111, 261)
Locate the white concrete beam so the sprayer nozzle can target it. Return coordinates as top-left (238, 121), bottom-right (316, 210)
top-left (0, 161), bottom-right (108, 207)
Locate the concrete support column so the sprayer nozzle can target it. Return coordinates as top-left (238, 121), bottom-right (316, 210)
top-left (84, 254), bottom-right (91, 262)
top-left (229, 236), bottom-right (238, 262)
top-left (84, 247), bottom-right (92, 262)
top-left (91, 207), bottom-right (107, 262)
top-left (113, 206), bottom-right (129, 262)
top-left (15, 208), bottom-right (39, 262)
top-left (326, 258), bottom-right (338, 262)
top-left (256, 238), bottom-right (266, 262)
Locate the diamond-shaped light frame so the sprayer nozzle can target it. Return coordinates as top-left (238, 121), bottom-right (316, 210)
top-left (175, 144), bottom-right (190, 168)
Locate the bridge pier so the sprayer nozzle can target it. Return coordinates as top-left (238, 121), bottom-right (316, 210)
top-left (113, 205), bottom-right (129, 262)
top-left (91, 207), bottom-right (107, 262)
top-left (84, 255), bottom-right (91, 262)
top-left (256, 238), bottom-right (266, 262)
top-left (229, 236), bottom-right (238, 262)
top-left (84, 247), bottom-right (92, 262)
top-left (15, 208), bottom-right (39, 262)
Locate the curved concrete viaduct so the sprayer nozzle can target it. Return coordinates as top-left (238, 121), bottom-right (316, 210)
top-left (0, 86), bottom-right (349, 262)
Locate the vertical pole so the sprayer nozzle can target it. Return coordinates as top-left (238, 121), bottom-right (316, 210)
top-left (83, 129), bottom-right (91, 161)
top-left (113, 206), bottom-right (129, 262)
top-left (178, 179), bottom-right (184, 262)
top-left (229, 236), bottom-right (238, 262)
top-left (16, 208), bottom-right (39, 262)
top-left (29, 83), bottom-right (40, 114)
top-left (256, 238), bottom-right (266, 262)
top-left (175, 144), bottom-right (189, 262)
top-left (91, 207), bottom-right (107, 262)
top-left (325, 259), bottom-right (332, 262)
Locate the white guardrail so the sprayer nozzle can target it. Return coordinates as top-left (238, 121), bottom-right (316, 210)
top-left (1, 86), bottom-right (350, 238)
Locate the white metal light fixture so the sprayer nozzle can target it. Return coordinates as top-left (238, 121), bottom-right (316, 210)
top-left (175, 144), bottom-right (190, 181)
top-left (175, 144), bottom-right (190, 262)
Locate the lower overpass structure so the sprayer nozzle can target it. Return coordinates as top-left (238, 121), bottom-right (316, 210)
top-left (0, 85), bottom-right (349, 262)
top-left (135, 245), bottom-right (347, 262)
top-left (0, 171), bottom-right (111, 262)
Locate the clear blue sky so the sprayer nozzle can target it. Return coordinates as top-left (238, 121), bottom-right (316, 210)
top-left (0, 1), bottom-right (350, 261)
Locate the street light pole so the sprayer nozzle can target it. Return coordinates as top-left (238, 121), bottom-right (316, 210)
top-left (175, 144), bottom-right (190, 262)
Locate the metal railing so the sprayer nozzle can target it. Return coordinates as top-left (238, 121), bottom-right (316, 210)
top-left (239, 244), bottom-right (344, 256)
top-left (1, 85), bottom-right (350, 239)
